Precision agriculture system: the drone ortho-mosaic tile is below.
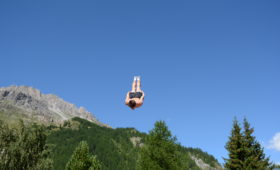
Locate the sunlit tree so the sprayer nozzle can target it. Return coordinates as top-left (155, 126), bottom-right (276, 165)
top-left (65, 141), bottom-right (101, 170)
top-left (224, 118), bottom-right (272, 170)
top-left (0, 120), bottom-right (53, 170)
top-left (137, 121), bottom-right (181, 170)
top-left (242, 118), bottom-right (272, 169)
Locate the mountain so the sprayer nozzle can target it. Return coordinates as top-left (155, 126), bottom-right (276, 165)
top-left (0, 86), bottom-right (107, 127)
top-left (0, 85), bottom-right (222, 169)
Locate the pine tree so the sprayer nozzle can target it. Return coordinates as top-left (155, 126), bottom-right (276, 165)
top-left (137, 121), bottom-right (182, 170)
top-left (224, 118), bottom-right (244, 170)
top-left (65, 141), bottom-right (101, 170)
top-left (224, 118), bottom-right (273, 170)
top-left (274, 164), bottom-right (280, 169)
top-left (242, 118), bottom-right (272, 170)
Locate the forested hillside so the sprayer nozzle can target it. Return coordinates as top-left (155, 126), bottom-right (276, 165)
top-left (47, 117), bottom-right (221, 170)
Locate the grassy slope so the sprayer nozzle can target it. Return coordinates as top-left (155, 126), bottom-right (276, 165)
top-left (0, 100), bottom-right (51, 125)
top-left (0, 101), bottom-right (34, 124)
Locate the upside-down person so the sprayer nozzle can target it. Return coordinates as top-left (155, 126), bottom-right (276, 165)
top-left (125, 76), bottom-right (145, 110)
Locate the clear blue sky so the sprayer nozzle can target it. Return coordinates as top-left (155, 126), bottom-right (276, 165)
top-left (1, 0), bottom-right (279, 164)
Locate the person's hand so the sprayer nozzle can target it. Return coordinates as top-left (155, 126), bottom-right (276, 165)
top-left (125, 92), bottom-right (130, 104)
top-left (140, 91), bottom-right (145, 100)
top-left (126, 92), bottom-right (130, 99)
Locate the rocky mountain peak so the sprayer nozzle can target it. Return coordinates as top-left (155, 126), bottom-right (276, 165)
top-left (0, 85), bottom-right (108, 127)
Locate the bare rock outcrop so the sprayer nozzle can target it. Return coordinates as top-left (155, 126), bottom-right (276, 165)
top-left (0, 85), bottom-right (108, 127)
top-left (190, 155), bottom-right (223, 170)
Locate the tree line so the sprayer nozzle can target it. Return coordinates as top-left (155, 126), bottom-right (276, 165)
top-left (0, 117), bottom-right (278, 170)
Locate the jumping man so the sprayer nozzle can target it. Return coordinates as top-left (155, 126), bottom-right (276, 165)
top-left (125, 76), bottom-right (145, 109)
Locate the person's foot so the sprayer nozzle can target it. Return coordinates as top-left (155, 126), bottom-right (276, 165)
top-left (134, 76), bottom-right (137, 81)
top-left (136, 76), bottom-right (141, 81)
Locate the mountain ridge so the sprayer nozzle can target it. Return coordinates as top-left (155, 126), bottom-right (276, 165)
top-left (0, 85), bottom-right (108, 127)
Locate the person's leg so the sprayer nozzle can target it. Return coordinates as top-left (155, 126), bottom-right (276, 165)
top-left (136, 76), bottom-right (141, 92)
top-left (131, 76), bottom-right (137, 92)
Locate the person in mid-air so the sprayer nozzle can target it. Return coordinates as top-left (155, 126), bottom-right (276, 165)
top-left (125, 76), bottom-right (145, 110)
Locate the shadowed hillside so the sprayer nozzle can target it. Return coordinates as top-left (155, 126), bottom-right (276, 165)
top-left (47, 117), bottom-right (222, 170)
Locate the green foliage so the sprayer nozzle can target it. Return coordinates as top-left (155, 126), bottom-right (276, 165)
top-left (174, 146), bottom-right (201, 170)
top-left (273, 164), bottom-right (280, 169)
top-left (0, 115), bottom-right (221, 170)
top-left (47, 117), bottom-right (145, 170)
top-left (0, 119), bottom-right (53, 170)
top-left (224, 118), bottom-right (244, 170)
top-left (137, 121), bottom-right (182, 170)
top-left (47, 117), bottom-right (221, 170)
top-left (224, 118), bottom-right (272, 170)
top-left (242, 118), bottom-right (272, 169)
top-left (65, 141), bottom-right (101, 170)
top-left (180, 147), bottom-right (221, 169)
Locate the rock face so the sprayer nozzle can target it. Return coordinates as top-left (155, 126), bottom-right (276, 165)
top-left (130, 137), bottom-right (143, 147)
top-left (190, 155), bottom-right (223, 170)
top-left (0, 85), bottom-right (107, 127)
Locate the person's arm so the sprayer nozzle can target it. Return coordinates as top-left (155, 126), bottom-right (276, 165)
top-left (140, 91), bottom-right (145, 101)
top-left (125, 92), bottom-right (130, 105)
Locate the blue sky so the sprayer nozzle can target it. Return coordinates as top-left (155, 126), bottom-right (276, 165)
top-left (1, 0), bottom-right (279, 164)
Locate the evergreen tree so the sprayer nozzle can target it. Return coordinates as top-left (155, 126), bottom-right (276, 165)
top-left (242, 118), bottom-right (272, 170)
top-left (273, 164), bottom-right (280, 169)
top-left (65, 141), bottom-right (101, 170)
top-left (224, 118), bottom-right (244, 170)
top-left (137, 121), bottom-right (182, 170)
top-left (224, 118), bottom-right (273, 170)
